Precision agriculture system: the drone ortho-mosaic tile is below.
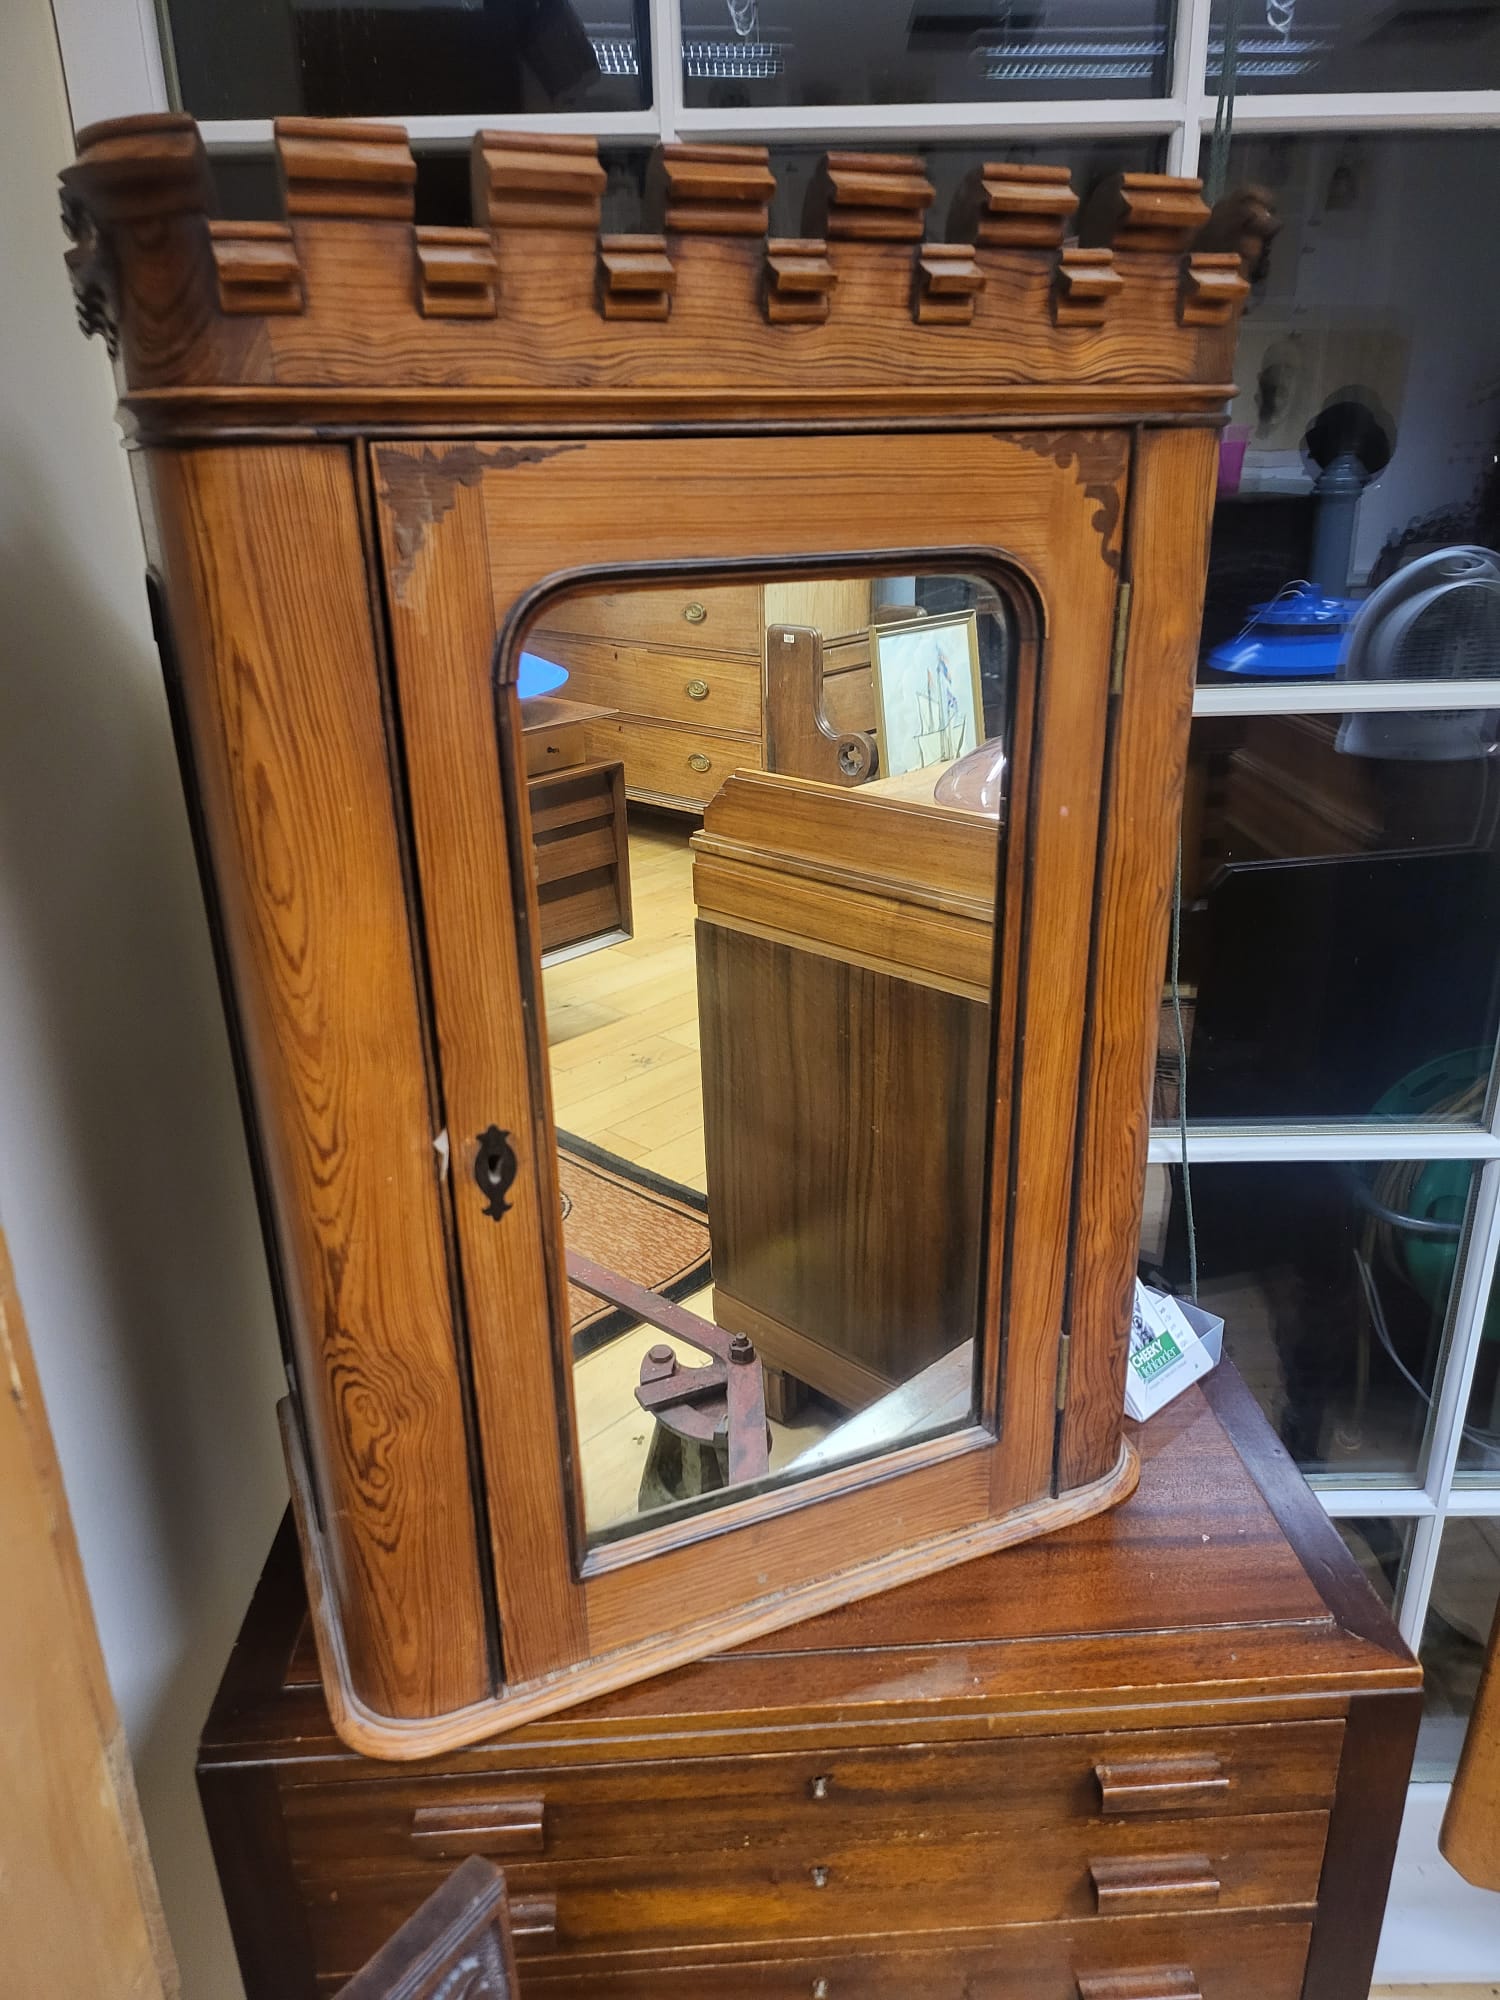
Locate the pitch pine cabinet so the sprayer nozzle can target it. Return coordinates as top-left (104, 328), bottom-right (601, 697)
top-left (64, 116), bottom-right (1254, 1756)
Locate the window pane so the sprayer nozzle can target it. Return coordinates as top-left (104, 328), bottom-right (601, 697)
top-left (1202, 134), bottom-right (1500, 686)
top-left (681, 0), bottom-right (1176, 107)
top-left (1415, 1517), bottom-right (1500, 1779)
top-left (1335, 1516), bottom-right (1413, 1611)
top-left (1206, 0), bottom-right (1500, 95)
top-left (165, 0), bottom-right (652, 120)
top-left (1140, 1158), bottom-right (1475, 1478)
top-left (1159, 715), bottom-right (1500, 1126)
top-left (1457, 1257), bottom-right (1500, 1479)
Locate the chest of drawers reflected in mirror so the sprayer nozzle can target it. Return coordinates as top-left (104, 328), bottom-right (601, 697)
top-left (64, 115), bottom-right (1256, 1756)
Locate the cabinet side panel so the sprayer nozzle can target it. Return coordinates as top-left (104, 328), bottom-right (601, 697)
top-left (1059, 425), bottom-right (1216, 1491)
top-left (146, 444), bottom-right (492, 1720)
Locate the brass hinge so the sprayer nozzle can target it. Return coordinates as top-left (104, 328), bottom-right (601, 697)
top-left (1109, 579), bottom-right (1133, 695)
top-left (1055, 1331), bottom-right (1072, 1411)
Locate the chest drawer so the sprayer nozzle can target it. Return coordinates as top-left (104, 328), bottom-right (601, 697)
top-left (302, 1807), bottom-right (1329, 1967)
top-left (534, 634), bottom-right (762, 734)
top-left (583, 716), bottom-right (761, 807)
top-left (283, 1719), bottom-right (1343, 1872)
top-left (531, 585), bottom-right (764, 657)
top-left (510, 1918), bottom-right (1313, 2000)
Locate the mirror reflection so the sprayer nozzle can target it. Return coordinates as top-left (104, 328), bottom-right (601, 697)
top-left (519, 570), bottom-right (1013, 1541)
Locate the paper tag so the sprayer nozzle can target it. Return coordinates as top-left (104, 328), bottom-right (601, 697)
top-left (1125, 1280), bottom-right (1217, 1420)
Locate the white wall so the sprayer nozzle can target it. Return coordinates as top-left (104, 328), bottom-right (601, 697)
top-left (0, 10), bottom-right (288, 1997)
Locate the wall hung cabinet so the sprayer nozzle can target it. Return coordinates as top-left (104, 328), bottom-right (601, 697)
top-left (62, 119), bottom-right (1251, 1757)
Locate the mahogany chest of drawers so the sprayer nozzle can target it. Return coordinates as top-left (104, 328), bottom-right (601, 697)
top-left (198, 1366), bottom-right (1419, 1999)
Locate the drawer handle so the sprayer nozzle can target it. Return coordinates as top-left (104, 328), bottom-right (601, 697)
top-left (510, 1892), bottom-right (558, 1951)
top-left (1095, 1754), bottom-right (1228, 1815)
top-left (687, 752), bottom-right (712, 773)
top-left (683, 600), bottom-right (708, 624)
top-left (1077, 1970), bottom-right (1203, 2000)
top-left (685, 678), bottom-right (710, 700)
top-left (410, 1798), bottom-right (545, 1858)
top-left (1088, 1853), bottom-right (1220, 1913)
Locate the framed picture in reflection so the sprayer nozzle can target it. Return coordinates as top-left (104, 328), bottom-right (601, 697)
top-left (870, 610), bottom-right (984, 779)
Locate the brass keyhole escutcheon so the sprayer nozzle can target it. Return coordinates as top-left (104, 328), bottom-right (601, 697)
top-left (810, 1775), bottom-right (830, 1799)
top-left (683, 600), bottom-right (707, 624)
top-left (688, 752), bottom-right (712, 773)
top-left (685, 679), bottom-right (710, 700)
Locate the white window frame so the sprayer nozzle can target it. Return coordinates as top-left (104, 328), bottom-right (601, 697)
top-left (49, 0), bottom-right (1500, 1958)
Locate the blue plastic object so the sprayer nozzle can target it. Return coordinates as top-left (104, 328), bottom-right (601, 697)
top-left (1206, 582), bottom-right (1360, 679)
top-left (517, 651), bottom-right (570, 699)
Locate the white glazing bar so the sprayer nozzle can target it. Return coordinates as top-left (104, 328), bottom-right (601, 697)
top-left (1315, 1488), bottom-right (1439, 1518)
top-left (1193, 89), bottom-right (1500, 130)
top-left (1147, 1125), bottom-right (1500, 1164)
top-left (196, 112), bottom-right (665, 148)
top-left (1422, 1157), bottom-right (1500, 1504)
top-left (1169, 0), bottom-right (1213, 174)
top-left (670, 99), bottom-right (1185, 145)
top-left (1397, 1508), bottom-right (1444, 1651)
top-left (650, 0), bottom-right (682, 144)
top-left (53, 0), bottom-right (171, 129)
top-left (1444, 1486), bottom-right (1500, 1513)
top-left (1193, 679), bottom-right (1500, 717)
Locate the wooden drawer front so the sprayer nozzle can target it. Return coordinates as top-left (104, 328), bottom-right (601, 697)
top-left (821, 661), bottom-right (876, 735)
top-left (283, 1720), bottom-right (1343, 1872)
top-left (533, 634), bottom-right (762, 734)
top-left (529, 762), bottom-right (630, 958)
top-left (531, 585), bottom-right (763, 657)
top-left (301, 1812), bottom-right (1329, 1967)
top-left (314, 1913), bottom-right (1311, 1997)
top-left (522, 1920), bottom-right (1313, 2000)
top-left (583, 717), bottom-right (761, 808)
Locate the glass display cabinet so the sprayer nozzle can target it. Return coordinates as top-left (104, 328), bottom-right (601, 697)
top-left (62, 117), bottom-right (1248, 1756)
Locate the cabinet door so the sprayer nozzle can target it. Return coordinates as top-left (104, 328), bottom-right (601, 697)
top-left (371, 427), bottom-right (1130, 1742)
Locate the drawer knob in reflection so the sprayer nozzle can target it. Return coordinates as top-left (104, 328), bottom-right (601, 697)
top-left (688, 753), bottom-right (712, 773)
top-left (1094, 1753), bottom-right (1228, 1814)
top-left (410, 1797), bottom-right (546, 1857)
top-left (683, 601), bottom-right (707, 624)
top-left (1088, 1853), bottom-right (1220, 1913)
top-left (685, 679), bottom-right (710, 700)
top-left (1076, 1969), bottom-right (1204, 2000)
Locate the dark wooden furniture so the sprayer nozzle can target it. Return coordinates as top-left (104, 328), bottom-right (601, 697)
top-left (64, 121), bottom-right (1251, 1753)
top-left (199, 1367), bottom-right (1419, 2000)
top-left (336, 1858), bottom-right (519, 2000)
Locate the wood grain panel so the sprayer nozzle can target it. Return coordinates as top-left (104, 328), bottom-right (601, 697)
top-left (148, 444), bottom-right (491, 1719)
top-left (508, 1918), bottom-right (1314, 2000)
top-left (372, 464), bottom-right (588, 1683)
top-left (304, 1809), bottom-right (1328, 1963)
top-left (1, 1227), bottom-right (177, 2000)
top-left (1059, 426), bottom-right (1217, 1492)
top-left (282, 1720), bottom-right (1345, 1870)
top-left (697, 922), bottom-right (989, 1390)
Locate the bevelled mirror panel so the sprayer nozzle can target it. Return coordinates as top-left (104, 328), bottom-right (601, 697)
top-left (512, 568), bottom-right (1016, 1544)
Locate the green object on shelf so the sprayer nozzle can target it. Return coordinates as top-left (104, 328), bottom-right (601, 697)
top-left (1368, 1049), bottom-right (1499, 1344)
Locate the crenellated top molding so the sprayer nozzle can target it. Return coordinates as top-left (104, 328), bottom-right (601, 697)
top-left (59, 115), bottom-right (1260, 437)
